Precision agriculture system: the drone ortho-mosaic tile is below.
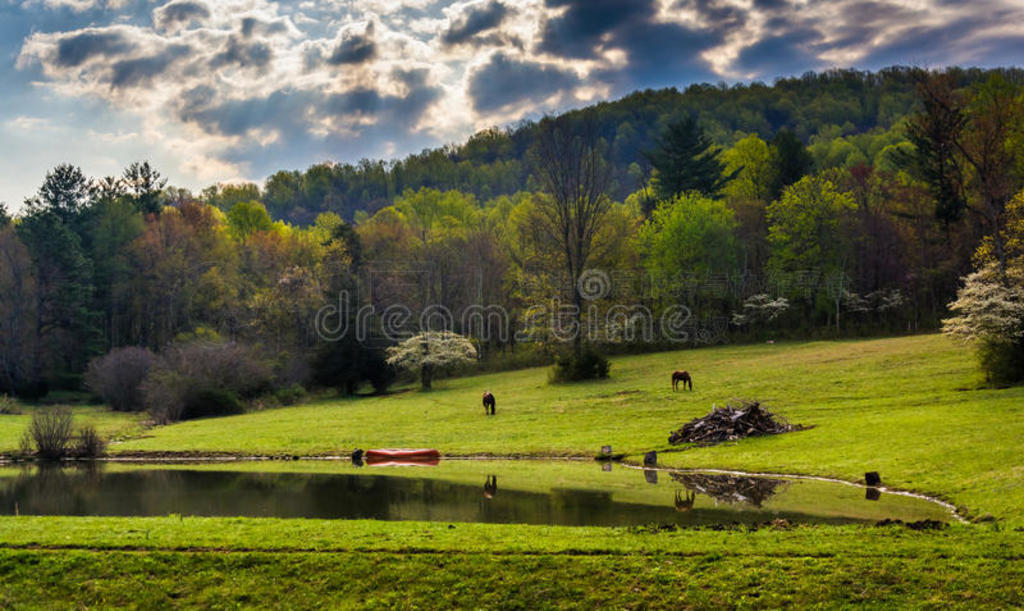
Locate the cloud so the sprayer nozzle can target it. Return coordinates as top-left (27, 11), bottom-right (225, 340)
top-left (210, 36), bottom-right (273, 70)
top-left (7, 0), bottom-right (1024, 205)
top-left (4, 116), bottom-right (55, 131)
top-left (110, 44), bottom-right (191, 88)
top-left (327, 21), bottom-right (377, 65)
top-left (55, 30), bottom-right (134, 67)
top-left (468, 52), bottom-right (580, 113)
top-left (733, 29), bottom-right (821, 77)
top-left (442, 0), bottom-right (509, 45)
top-left (154, 0), bottom-right (211, 31)
top-left (538, 0), bottom-right (655, 58)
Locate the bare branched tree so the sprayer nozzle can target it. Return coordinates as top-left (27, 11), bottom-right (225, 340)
top-left (530, 111), bottom-right (613, 355)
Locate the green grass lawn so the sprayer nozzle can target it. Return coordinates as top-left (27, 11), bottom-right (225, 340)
top-left (1, 334), bottom-right (1022, 607)
top-left (0, 517), bottom-right (1021, 607)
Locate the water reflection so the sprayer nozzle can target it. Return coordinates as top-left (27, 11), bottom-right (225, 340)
top-left (670, 472), bottom-right (785, 508)
top-left (484, 475), bottom-right (497, 499)
top-left (0, 462), bottom-right (949, 527)
top-left (674, 490), bottom-right (696, 512)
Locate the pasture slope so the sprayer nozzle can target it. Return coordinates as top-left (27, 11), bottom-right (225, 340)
top-left (1, 334), bottom-right (1023, 607)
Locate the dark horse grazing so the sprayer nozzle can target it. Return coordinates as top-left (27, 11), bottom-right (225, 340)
top-left (482, 391), bottom-right (496, 415)
top-left (672, 370), bottom-right (693, 391)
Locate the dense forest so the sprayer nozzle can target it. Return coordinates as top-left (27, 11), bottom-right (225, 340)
top-left (207, 66), bottom-right (1021, 224)
top-left (2, 65), bottom-right (1024, 413)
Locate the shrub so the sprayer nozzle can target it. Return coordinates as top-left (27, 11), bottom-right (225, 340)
top-left (27, 408), bottom-right (74, 460)
top-left (0, 394), bottom-right (20, 415)
top-left (182, 389), bottom-right (243, 420)
top-left (142, 340), bottom-right (272, 423)
top-left (273, 384), bottom-right (307, 406)
top-left (163, 341), bottom-right (272, 399)
top-left (72, 424), bottom-right (107, 458)
top-left (978, 340), bottom-right (1024, 386)
top-left (140, 370), bottom-right (188, 424)
top-left (312, 339), bottom-right (394, 395)
top-left (84, 346), bottom-right (158, 412)
top-left (549, 349), bottom-right (611, 383)
top-left (15, 380), bottom-right (48, 401)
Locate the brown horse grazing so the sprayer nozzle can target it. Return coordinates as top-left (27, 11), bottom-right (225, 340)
top-left (482, 391), bottom-right (496, 415)
top-left (671, 370), bottom-right (693, 391)
top-left (675, 490), bottom-right (696, 512)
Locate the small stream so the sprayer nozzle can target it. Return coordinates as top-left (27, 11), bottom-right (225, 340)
top-left (0, 460), bottom-right (954, 527)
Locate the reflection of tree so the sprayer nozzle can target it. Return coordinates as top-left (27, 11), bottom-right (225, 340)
top-left (670, 472), bottom-right (785, 508)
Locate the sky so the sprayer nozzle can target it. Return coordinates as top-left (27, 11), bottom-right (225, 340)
top-left (3, 0), bottom-right (1024, 210)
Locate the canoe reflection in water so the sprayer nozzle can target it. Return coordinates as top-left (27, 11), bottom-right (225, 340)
top-left (484, 475), bottom-right (497, 499)
top-left (670, 472), bottom-right (786, 508)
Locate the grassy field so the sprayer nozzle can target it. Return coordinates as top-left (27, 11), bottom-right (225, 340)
top-left (1, 333), bottom-right (1022, 607)
top-left (0, 517), bottom-right (1021, 608)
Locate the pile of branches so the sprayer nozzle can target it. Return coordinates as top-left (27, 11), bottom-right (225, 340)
top-left (669, 400), bottom-right (799, 445)
top-left (670, 472), bottom-right (785, 507)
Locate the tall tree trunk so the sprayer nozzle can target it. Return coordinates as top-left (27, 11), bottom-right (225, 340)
top-left (420, 363), bottom-right (432, 390)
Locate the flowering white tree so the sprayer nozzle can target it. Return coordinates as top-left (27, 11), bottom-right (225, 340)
top-left (943, 264), bottom-right (1024, 383)
top-left (943, 265), bottom-right (1024, 343)
top-left (385, 331), bottom-right (477, 390)
top-left (731, 294), bottom-right (790, 326)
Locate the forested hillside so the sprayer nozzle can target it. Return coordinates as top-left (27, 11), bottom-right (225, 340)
top-left (3, 65), bottom-right (1024, 409)
top-left (200, 66), bottom-right (1022, 224)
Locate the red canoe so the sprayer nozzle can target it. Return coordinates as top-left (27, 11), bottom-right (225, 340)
top-left (364, 448), bottom-right (441, 466)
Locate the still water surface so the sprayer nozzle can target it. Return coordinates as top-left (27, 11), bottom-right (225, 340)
top-left (0, 460), bottom-right (952, 526)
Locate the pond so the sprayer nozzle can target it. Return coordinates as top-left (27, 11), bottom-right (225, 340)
top-left (0, 459), bottom-right (954, 527)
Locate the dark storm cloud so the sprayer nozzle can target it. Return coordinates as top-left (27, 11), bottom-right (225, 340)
top-left (154, 0), bottom-right (210, 29)
top-left (55, 31), bottom-right (134, 67)
top-left (442, 1), bottom-right (509, 45)
top-left (327, 23), bottom-right (377, 65)
top-left (324, 69), bottom-right (443, 126)
top-left (734, 29), bottom-right (822, 77)
top-left (469, 53), bottom-right (580, 113)
top-left (109, 43), bottom-right (190, 88)
top-left (537, 0), bottom-right (725, 90)
top-left (606, 21), bottom-right (723, 89)
top-left (538, 0), bottom-right (654, 58)
top-left (210, 36), bottom-right (272, 70)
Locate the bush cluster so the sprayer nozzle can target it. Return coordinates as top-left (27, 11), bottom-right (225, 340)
top-left (978, 340), bottom-right (1024, 386)
top-left (84, 346), bottom-right (157, 412)
top-left (142, 341), bottom-right (272, 424)
top-left (84, 335), bottom-right (400, 423)
top-left (0, 394), bottom-right (21, 415)
top-left (21, 409), bottom-right (106, 459)
top-left (549, 349), bottom-right (611, 383)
